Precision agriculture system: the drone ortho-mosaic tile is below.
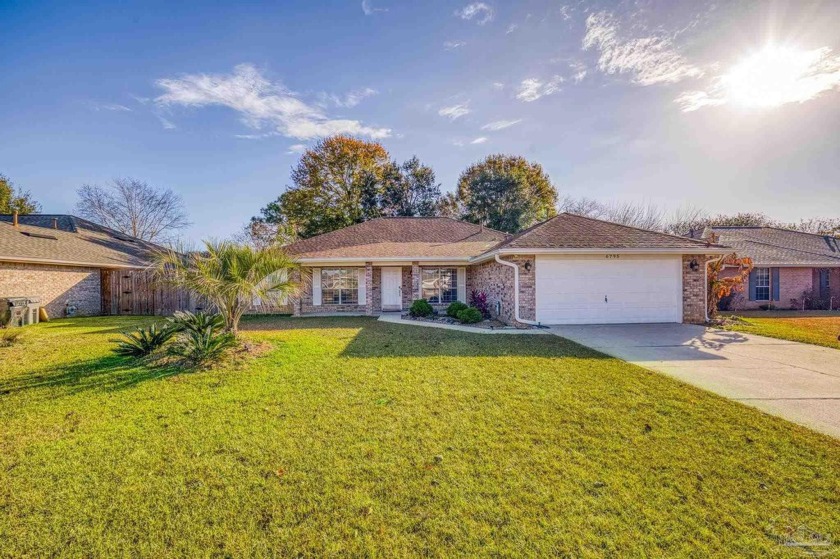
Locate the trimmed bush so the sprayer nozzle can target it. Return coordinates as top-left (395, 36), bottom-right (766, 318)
top-left (409, 299), bottom-right (434, 317)
top-left (112, 323), bottom-right (176, 357)
top-left (446, 301), bottom-right (468, 318)
top-left (456, 307), bottom-right (483, 324)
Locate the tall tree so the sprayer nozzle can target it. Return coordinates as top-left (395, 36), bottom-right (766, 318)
top-left (271, 135), bottom-right (391, 239)
top-left (0, 174), bottom-right (40, 214)
top-left (456, 155), bottom-right (557, 233)
top-left (75, 178), bottom-right (190, 243)
top-left (380, 156), bottom-right (441, 217)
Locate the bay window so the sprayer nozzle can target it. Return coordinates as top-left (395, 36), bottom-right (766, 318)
top-left (422, 268), bottom-right (458, 304)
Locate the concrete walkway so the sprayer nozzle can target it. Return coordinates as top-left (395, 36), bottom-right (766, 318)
top-left (549, 323), bottom-right (840, 439)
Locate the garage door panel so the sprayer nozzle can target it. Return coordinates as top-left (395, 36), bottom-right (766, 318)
top-left (536, 256), bottom-right (682, 324)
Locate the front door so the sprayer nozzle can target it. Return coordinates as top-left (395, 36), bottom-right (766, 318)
top-left (381, 267), bottom-right (402, 311)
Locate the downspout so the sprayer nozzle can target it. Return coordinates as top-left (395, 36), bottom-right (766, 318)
top-left (494, 254), bottom-right (541, 326)
top-left (705, 254), bottom-right (725, 322)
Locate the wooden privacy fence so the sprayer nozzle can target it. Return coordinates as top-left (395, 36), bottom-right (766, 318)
top-left (101, 269), bottom-right (203, 316)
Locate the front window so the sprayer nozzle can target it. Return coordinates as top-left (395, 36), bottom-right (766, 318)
top-left (755, 267), bottom-right (770, 301)
top-left (422, 268), bottom-right (458, 304)
top-left (321, 268), bottom-right (358, 305)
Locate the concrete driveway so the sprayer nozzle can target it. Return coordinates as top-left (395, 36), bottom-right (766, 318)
top-left (549, 323), bottom-right (840, 439)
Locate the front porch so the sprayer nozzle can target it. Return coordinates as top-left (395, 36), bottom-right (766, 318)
top-left (290, 262), bottom-right (470, 317)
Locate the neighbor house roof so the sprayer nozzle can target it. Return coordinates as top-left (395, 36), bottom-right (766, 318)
top-left (0, 214), bottom-right (165, 268)
top-left (284, 217), bottom-right (509, 261)
top-left (483, 213), bottom-right (725, 255)
top-left (707, 226), bottom-right (840, 266)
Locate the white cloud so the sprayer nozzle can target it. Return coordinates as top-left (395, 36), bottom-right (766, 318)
top-left (676, 46), bottom-right (840, 112)
top-left (455, 2), bottom-right (494, 25)
top-left (287, 143), bottom-right (307, 154)
top-left (516, 76), bottom-right (564, 102)
top-left (444, 40), bottom-right (466, 50)
top-left (470, 136), bottom-right (488, 144)
top-left (322, 87), bottom-right (378, 108)
top-left (156, 114), bottom-right (176, 129)
top-left (506, 23), bottom-right (518, 34)
top-left (452, 139), bottom-right (465, 147)
top-left (91, 102), bottom-right (132, 112)
top-left (570, 61), bottom-right (588, 83)
top-left (582, 11), bottom-right (703, 86)
top-left (155, 64), bottom-right (391, 140)
top-left (491, 82), bottom-right (505, 90)
top-left (361, 0), bottom-right (386, 15)
top-left (481, 119), bottom-right (522, 131)
top-left (438, 102), bottom-right (471, 120)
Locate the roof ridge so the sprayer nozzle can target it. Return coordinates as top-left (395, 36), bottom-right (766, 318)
top-left (712, 225), bottom-right (840, 239)
top-left (567, 212), bottom-right (721, 247)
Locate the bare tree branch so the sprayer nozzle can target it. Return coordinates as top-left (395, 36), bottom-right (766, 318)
top-left (75, 178), bottom-right (191, 243)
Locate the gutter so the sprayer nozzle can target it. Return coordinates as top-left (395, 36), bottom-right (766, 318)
top-left (494, 254), bottom-right (541, 326)
top-left (471, 246), bottom-right (729, 265)
top-left (0, 255), bottom-right (151, 270)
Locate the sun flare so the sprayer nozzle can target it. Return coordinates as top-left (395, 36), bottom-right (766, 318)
top-left (721, 46), bottom-right (838, 108)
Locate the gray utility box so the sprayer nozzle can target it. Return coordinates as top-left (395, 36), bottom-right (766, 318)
top-left (1, 297), bottom-right (41, 328)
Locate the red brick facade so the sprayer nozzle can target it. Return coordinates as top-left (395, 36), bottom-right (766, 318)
top-left (681, 255), bottom-right (707, 324)
top-left (0, 261), bottom-right (102, 318)
top-left (468, 256), bottom-right (535, 325)
top-left (722, 266), bottom-right (840, 310)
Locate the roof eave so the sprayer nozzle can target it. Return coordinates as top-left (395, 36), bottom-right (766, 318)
top-left (470, 246), bottom-right (728, 263)
top-left (0, 255), bottom-right (151, 269)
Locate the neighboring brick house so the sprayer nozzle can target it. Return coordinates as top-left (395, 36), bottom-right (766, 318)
top-left (284, 214), bottom-right (726, 325)
top-left (708, 227), bottom-right (840, 310)
top-left (0, 213), bottom-right (171, 318)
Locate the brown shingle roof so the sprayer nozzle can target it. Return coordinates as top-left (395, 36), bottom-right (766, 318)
top-left (0, 214), bottom-right (165, 268)
top-left (285, 217), bottom-right (509, 260)
top-left (488, 213), bottom-right (724, 252)
top-left (707, 226), bottom-right (840, 266)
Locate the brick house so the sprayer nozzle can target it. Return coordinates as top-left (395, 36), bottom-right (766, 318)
top-left (284, 213), bottom-right (726, 325)
top-left (709, 227), bottom-right (840, 310)
top-left (0, 213), bottom-right (177, 318)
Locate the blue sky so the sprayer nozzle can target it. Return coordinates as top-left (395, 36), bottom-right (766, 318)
top-left (2, 0), bottom-right (839, 242)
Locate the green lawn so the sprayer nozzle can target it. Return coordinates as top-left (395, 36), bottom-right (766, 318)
top-left (1, 316), bottom-right (839, 557)
top-left (722, 313), bottom-right (840, 350)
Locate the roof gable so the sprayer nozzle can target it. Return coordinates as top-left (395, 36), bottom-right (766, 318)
top-left (490, 213), bottom-right (721, 251)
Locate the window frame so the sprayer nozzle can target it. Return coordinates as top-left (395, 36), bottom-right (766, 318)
top-left (320, 268), bottom-right (359, 305)
top-left (754, 267), bottom-right (770, 301)
top-left (421, 267), bottom-right (458, 304)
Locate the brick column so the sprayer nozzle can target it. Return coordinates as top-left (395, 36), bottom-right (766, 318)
top-left (291, 268), bottom-right (302, 316)
top-left (365, 262), bottom-right (374, 315)
top-left (682, 255), bottom-right (707, 324)
top-left (411, 261), bottom-right (421, 301)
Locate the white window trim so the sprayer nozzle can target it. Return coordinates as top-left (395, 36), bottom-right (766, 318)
top-left (754, 267), bottom-right (770, 302)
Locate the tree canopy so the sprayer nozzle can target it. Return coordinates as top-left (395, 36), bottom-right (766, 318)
top-left (253, 135), bottom-right (443, 240)
top-left (0, 174), bottom-right (40, 214)
top-left (456, 155), bottom-right (557, 233)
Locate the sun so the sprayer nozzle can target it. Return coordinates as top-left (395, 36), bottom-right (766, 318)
top-left (721, 45), bottom-right (829, 108)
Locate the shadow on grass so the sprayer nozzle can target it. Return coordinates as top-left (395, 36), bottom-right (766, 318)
top-left (0, 353), bottom-right (185, 396)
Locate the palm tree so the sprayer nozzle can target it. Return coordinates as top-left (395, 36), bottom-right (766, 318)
top-left (155, 241), bottom-right (298, 335)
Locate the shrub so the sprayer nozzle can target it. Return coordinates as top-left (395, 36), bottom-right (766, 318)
top-left (167, 311), bottom-right (224, 334)
top-left (167, 327), bottom-right (237, 367)
top-left (470, 290), bottom-right (490, 319)
top-left (112, 323), bottom-right (176, 357)
top-left (166, 311), bottom-right (236, 366)
top-left (0, 328), bottom-right (22, 348)
top-left (409, 299), bottom-right (434, 317)
top-left (456, 306), bottom-right (483, 324)
top-left (446, 301), bottom-right (468, 318)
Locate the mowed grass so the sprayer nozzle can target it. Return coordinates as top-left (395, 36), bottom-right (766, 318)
top-left (723, 313), bottom-right (840, 350)
top-left (1, 316), bottom-right (839, 558)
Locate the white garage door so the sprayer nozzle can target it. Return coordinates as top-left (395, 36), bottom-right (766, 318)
top-left (535, 255), bottom-right (682, 324)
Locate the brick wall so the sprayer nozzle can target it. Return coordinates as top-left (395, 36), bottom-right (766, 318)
top-left (0, 261), bottom-right (101, 318)
top-left (296, 267), bottom-right (368, 314)
top-left (723, 267), bottom-right (816, 310)
top-left (401, 267), bottom-right (412, 309)
top-left (681, 255), bottom-right (706, 323)
top-left (469, 256), bottom-right (535, 325)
